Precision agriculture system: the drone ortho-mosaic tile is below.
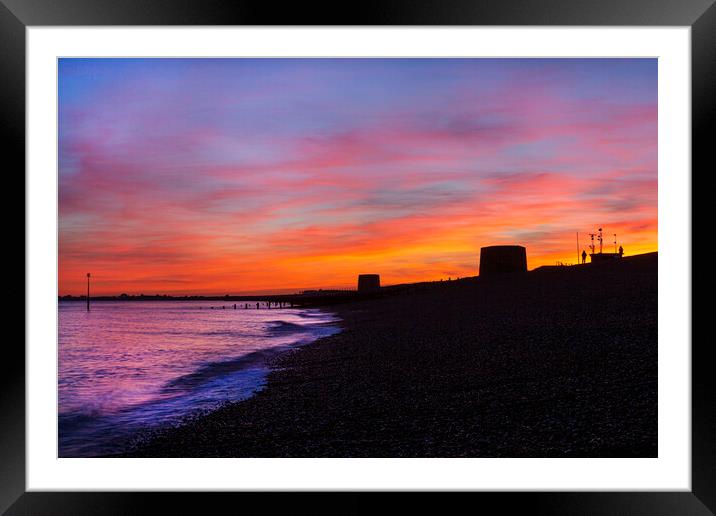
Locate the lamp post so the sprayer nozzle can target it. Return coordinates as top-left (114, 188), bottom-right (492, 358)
top-left (86, 273), bottom-right (91, 312)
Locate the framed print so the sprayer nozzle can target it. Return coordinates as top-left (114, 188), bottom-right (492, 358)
top-left (5, 0), bottom-right (711, 514)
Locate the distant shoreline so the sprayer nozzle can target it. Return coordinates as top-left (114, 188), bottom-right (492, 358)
top-left (61, 253), bottom-right (656, 306)
top-left (59, 295), bottom-right (301, 302)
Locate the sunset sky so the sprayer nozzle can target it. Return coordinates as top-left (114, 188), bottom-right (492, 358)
top-left (59, 58), bottom-right (657, 295)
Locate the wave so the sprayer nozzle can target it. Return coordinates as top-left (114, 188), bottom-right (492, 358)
top-left (160, 347), bottom-right (284, 393)
top-left (199, 329), bottom-right (260, 338)
top-left (265, 320), bottom-right (314, 334)
top-left (59, 409), bottom-right (104, 432)
top-left (59, 307), bottom-right (341, 456)
top-left (295, 311), bottom-right (328, 319)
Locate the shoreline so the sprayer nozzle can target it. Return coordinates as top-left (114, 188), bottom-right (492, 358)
top-left (121, 254), bottom-right (657, 458)
top-left (59, 305), bottom-right (342, 457)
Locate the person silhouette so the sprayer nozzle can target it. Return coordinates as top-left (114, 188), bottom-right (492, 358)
top-left (618, 245), bottom-right (623, 257)
top-left (581, 249), bottom-right (587, 264)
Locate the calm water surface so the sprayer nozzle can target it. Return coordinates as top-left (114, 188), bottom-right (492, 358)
top-left (58, 300), bottom-right (340, 456)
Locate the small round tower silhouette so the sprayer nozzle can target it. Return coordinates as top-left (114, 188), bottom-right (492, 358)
top-left (357, 274), bottom-right (381, 292)
top-left (479, 246), bottom-right (527, 276)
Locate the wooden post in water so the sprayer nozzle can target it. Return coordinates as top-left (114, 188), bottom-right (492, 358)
top-left (86, 272), bottom-right (91, 311)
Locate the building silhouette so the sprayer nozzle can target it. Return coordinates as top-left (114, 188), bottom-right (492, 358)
top-left (357, 274), bottom-right (381, 292)
top-left (479, 245), bottom-right (527, 276)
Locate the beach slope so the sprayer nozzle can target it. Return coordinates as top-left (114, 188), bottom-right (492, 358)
top-left (127, 253), bottom-right (657, 457)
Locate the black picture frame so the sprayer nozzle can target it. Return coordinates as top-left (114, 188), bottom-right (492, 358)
top-left (5, 1), bottom-right (710, 514)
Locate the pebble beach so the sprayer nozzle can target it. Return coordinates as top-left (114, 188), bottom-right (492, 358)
top-left (124, 253), bottom-right (658, 458)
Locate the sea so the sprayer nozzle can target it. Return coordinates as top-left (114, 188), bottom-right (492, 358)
top-left (58, 300), bottom-right (341, 457)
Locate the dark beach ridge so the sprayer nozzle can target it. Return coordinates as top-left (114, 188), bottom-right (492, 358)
top-left (123, 253), bottom-right (657, 457)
